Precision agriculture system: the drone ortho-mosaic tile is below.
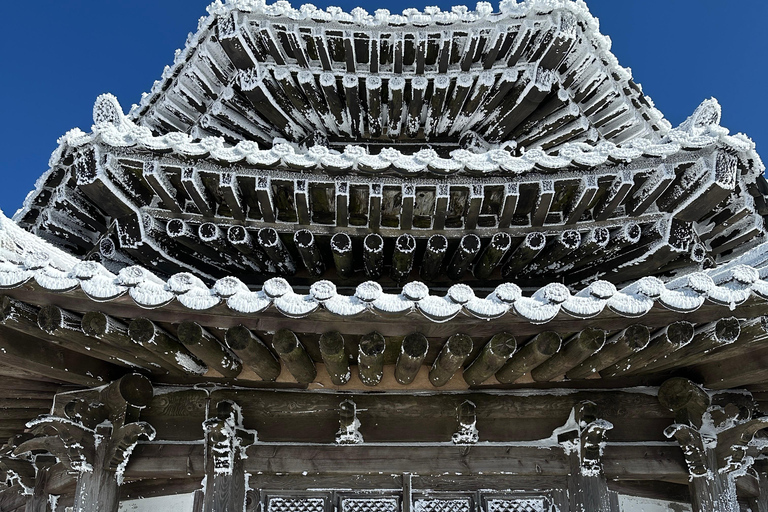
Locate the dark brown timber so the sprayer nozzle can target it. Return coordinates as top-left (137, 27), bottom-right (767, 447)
top-left (177, 321), bottom-right (243, 378)
top-left (463, 333), bottom-right (517, 386)
top-left (271, 329), bottom-right (316, 384)
top-left (531, 328), bottom-right (605, 382)
top-left (358, 332), bottom-right (386, 386)
top-left (395, 333), bottom-right (429, 385)
top-left (319, 331), bottom-right (350, 386)
top-left (224, 325), bottom-right (281, 381)
top-left (496, 332), bottom-right (562, 384)
top-left (429, 334), bottom-right (473, 387)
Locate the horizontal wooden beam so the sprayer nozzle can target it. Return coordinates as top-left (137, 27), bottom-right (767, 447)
top-left (123, 442), bottom-right (686, 481)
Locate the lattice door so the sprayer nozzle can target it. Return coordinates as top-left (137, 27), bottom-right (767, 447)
top-left (413, 498), bottom-right (473, 512)
top-left (267, 496), bottom-right (326, 512)
top-left (486, 498), bottom-right (549, 512)
top-left (340, 497), bottom-right (400, 512)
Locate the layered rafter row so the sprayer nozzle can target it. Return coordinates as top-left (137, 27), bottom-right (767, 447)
top-left (132, 0), bottom-right (668, 147)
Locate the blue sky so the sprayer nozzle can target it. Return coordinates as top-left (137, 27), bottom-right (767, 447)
top-left (0, 0), bottom-right (766, 216)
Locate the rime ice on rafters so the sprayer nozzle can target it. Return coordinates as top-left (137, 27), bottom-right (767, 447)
top-left (2, 0), bottom-right (768, 511)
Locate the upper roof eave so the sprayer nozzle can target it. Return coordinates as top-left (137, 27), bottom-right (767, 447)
top-left (41, 96), bottom-right (766, 180)
top-left (126, 0), bottom-right (670, 140)
top-left (3, 207), bottom-right (768, 327)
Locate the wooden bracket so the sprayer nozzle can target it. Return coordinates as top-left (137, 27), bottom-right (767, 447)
top-left (452, 400), bottom-right (479, 445)
top-left (336, 399), bottom-right (363, 445)
top-left (558, 401), bottom-right (613, 475)
top-left (203, 400), bottom-right (256, 475)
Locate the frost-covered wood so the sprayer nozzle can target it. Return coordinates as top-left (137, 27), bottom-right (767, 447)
top-left (358, 332), bottom-right (386, 387)
top-left (81, 312), bottom-right (180, 376)
top-left (363, 233), bottom-right (384, 279)
top-left (177, 321), bottom-right (243, 378)
top-left (496, 331), bottom-right (561, 384)
top-left (642, 318), bottom-right (741, 374)
top-left (128, 318), bottom-right (208, 376)
top-left (294, 229), bottom-right (325, 277)
top-left (531, 328), bottom-right (604, 382)
top-left (429, 334), bottom-right (473, 387)
top-left (395, 333), bottom-right (429, 385)
top-left (446, 234), bottom-right (481, 281)
top-left (566, 325), bottom-right (650, 380)
top-left (331, 232), bottom-right (354, 279)
top-left (463, 333), bottom-right (516, 386)
top-left (319, 331), bottom-right (350, 386)
top-left (224, 325), bottom-right (281, 381)
top-left (601, 322), bottom-right (694, 378)
top-left (271, 329), bottom-right (316, 384)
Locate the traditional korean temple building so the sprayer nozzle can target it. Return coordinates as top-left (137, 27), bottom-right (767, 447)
top-left (2, 0), bottom-right (768, 510)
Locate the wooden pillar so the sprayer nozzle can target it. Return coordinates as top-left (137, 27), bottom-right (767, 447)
top-left (558, 401), bottom-right (618, 512)
top-left (753, 461), bottom-right (768, 512)
top-left (25, 456), bottom-right (55, 512)
top-left (659, 377), bottom-right (766, 512)
top-left (203, 400), bottom-right (255, 512)
top-left (14, 375), bottom-right (156, 512)
top-left (72, 424), bottom-right (120, 512)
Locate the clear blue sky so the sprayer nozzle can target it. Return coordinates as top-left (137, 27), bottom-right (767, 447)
top-left (1, 0), bottom-right (766, 216)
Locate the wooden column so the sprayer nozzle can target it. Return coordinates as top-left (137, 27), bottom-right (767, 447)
top-left (25, 456), bottom-right (55, 512)
top-left (14, 375), bottom-right (156, 512)
top-left (203, 400), bottom-right (255, 512)
top-left (753, 461), bottom-right (768, 512)
top-left (558, 401), bottom-right (618, 512)
top-left (659, 378), bottom-right (766, 512)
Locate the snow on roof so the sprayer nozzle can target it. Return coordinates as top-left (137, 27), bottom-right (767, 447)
top-left (2, 208), bottom-right (768, 324)
top-left (127, 0), bottom-right (669, 138)
top-left (38, 96), bottom-right (764, 181)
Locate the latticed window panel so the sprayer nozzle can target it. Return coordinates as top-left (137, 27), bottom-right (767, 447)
top-left (341, 497), bottom-right (400, 512)
top-left (267, 497), bottom-right (326, 512)
top-left (486, 498), bottom-right (548, 512)
top-left (413, 498), bottom-right (472, 512)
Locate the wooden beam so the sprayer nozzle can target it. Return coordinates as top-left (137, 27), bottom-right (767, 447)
top-left (495, 332), bottom-right (562, 384)
top-left (257, 228), bottom-right (296, 276)
top-left (331, 233), bottom-right (354, 279)
top-left (601, 322), bottom-right (695, 378)
top-left (446, 234), bottom-right (481, 280)
top-left (318, 331), bottom-right (350, 386)
top-left (363, 233), bottom-right (384, 279)
top-left (358, 332), bottom-right (386, 387)
top-left (531, 328), bottom-right (606, 382)
top-left (293, 229), bottom-right (325, 277)
top-left (177, 322), bottom-right (242, 379)
top-left (594, 170), bottom-right (634, 221)
top-left (224, 325), bottom-right (281, 382)
top-left (463, 333), bottom-right (516, 386)
top-left (642, 317), bottom-right (741, 374)
top-left (0, 301), bottom-right (118, 386)
top-left (501, 232), bottom-right (546, 278)
top-left (81, 311), bottom-right (183, 376)
top-left (567, 325), bottom-right (651, 380)
top-left (474, 232), bottom-right (512, 280)
top-left (391, 234), bottom-right (416, 284)
top-left (395, 333), bottom-right (429, 385)
top-left (429, 334), bottom-right (473, 387)
top-left (420, 235), bottom-right (448, 281)
top-left (271, 330), bottom-right (316, 384)
top-left (128, 318), bottom-right (207, 376)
